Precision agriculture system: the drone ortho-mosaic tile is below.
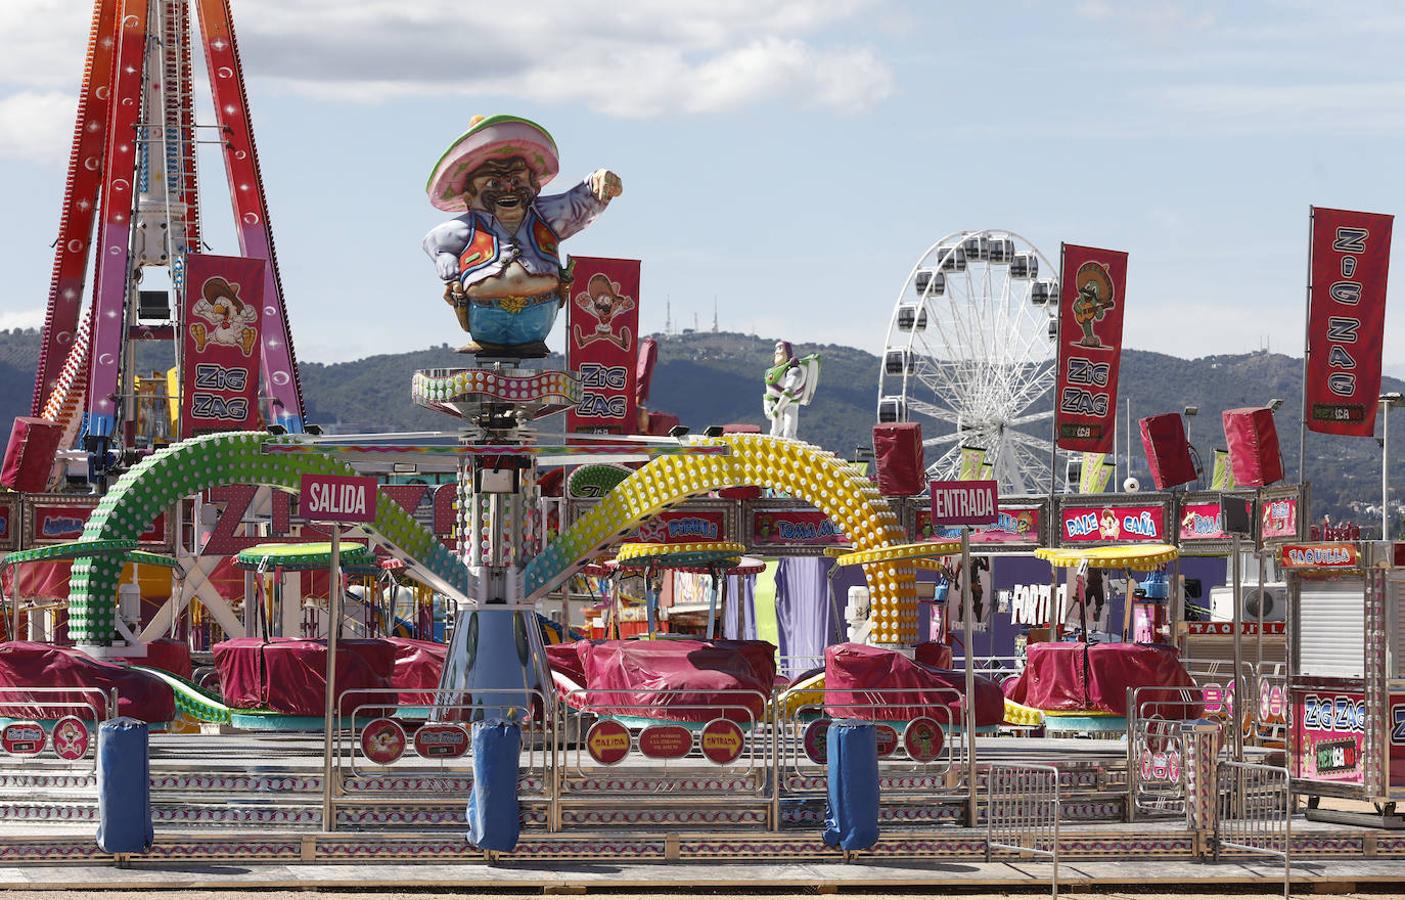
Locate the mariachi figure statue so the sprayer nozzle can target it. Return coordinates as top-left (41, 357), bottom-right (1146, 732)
top-left (422, 115), bottom-right (622, 358)
top-left (762, 341), bottom-right (821, 440)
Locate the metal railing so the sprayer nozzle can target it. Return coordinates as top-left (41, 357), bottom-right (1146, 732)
top-left (1125, 684), bottom-right (1217, 820)
top-left (554, 687), bottom-right (775, 828)
top-left (777, 687), bottom-right (966, 797)
top-left (1215, 760), bottom-right (1291, 898)
top-left (330, 687), bottom-right (554, 827)
top-left (987, 762), bottom-right (1061, 897)
top-left (0, 686), bottom-right (115, 775)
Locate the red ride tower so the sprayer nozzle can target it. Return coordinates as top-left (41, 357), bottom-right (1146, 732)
top-left (7, 0), bottom-right (304, 494)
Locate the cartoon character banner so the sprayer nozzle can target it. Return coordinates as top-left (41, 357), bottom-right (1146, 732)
top-left (567, 256), bottom-right (640, 434)
top-left (1306, 207), bottom-right (1393, 436)
top-left (181, 254), bottom-right (264, 438)
top-left (1055, 244), bottom-right (1129, 453)
top-left (1060, 502), bottom-right (1165, 543)
top-left (917, 505), bottom-right (1041, 546)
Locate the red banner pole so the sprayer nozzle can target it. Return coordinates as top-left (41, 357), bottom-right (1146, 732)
top-left (1299, 206), bottom-right (1315, 483)
top-left (1049, 243), bottom-right (1066, 497)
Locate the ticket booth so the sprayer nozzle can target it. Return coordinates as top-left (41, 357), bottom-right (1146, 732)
top-left (1286, 541), bottom-right (1405, 825)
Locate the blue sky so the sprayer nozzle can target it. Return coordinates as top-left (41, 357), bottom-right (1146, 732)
top-left (1, 0), bottom-right (1403, 375)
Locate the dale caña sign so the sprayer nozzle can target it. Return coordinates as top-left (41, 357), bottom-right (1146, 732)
top-left (299, 474), bottom-right (378, 524)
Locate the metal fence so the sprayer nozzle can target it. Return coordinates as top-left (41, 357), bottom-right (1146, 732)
top-left (777, 687), bottom-right (966, 798)
top-left (1125, 684), bottom-right (1215, 820)
top-left (1215, 760), bottom-right (1291, 898)
top-left (330, 687), bottom-right (554, 827)
top-left (987, 762), bottom-right (1061, 897)
top-left (554, 687), bottom-right (776, 829)
top-left (0, 686), bottom-right (114, 775)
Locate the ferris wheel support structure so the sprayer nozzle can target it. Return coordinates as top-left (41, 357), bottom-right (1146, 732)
top-left (876, 229), bottom-right (1060, 496)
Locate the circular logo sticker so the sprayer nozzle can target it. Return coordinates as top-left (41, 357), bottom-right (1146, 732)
top-left (802, 718), bottom-right (831, 764)
top-left (875, 724), bottom-right (899, 758)
top-left (585, 719), bottom-right (631, 766)
top-left (413, 722), bottom-right (469, 759)
top-left (902, 716), bottom-right (944, 763)
top-left (51, 716), bottom-right (90, 761)
top-left (1, 721), bottom-right (45, 756)
top-left (1140, 748), bottom-right (1154, 780)
top-left (1259, 679), bottom-right (1272, 720)
top-left (700, 718), bottom-right (745, 765)
top-left (360, 718), bottom-right (407, 765)
top-left (638, 724), bottom-right (692, 760)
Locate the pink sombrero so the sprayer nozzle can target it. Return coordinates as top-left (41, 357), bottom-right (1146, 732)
top-left (426, 114), bottom-right (560, 212)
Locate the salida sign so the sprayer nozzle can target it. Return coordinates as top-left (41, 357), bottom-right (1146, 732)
top-left (299, 474), bottom-right (378, 524)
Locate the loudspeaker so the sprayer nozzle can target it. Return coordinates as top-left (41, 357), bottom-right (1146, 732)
top-left (872, 422), bottom-right (925, 497)
top-left (1221, 407), bottom-right (1284, 488)
top-left (1139, 413), bottom-right (1197, 489)
top-left (1, 417), bottom-right (64, 493)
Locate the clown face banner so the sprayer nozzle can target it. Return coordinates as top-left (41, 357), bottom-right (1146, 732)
top-left (1305, 207), bottom-right (1393, 436)
top-left (567, 256), bottom-right (641, 434)
top-left (181, 254), bottom-right (265, 438)
top-left (1055, 244), bottom-right (1129, 453)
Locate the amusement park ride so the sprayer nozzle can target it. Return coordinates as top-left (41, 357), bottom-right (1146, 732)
top-left (3, 0), bottom-right (1405, 881)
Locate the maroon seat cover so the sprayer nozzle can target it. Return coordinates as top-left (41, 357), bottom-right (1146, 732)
top-left (213, 637), bottom-right (396, 716)
top-left (914, 641), bottom-right (953, 669)
top-left (824, 643), bottom-right (1004, 726)
top-left (1003, 642), bottom-right (1199, 717)
top-left (386, 637), bottom-right (445, 705)
top-left (115, 637), bottom-right (192, 680)
top-left (0, 641), bottom-right (174, 723)
top-left (546, 641), bottom-right (588, 687)
top-left (577, 639), bottom-right (776, 723)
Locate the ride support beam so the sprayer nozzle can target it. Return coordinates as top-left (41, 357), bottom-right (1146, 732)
top-left (84, 0), bottom-right (152, 442)
top-left (195, 0), bottom-right (306, 431)
top-left (32, 0), bottom-right (120, 415)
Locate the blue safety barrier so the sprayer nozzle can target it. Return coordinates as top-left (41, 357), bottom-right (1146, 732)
top-left (823, 720), bottom-right (880, 851)
top-left (467, 719), bottom-right (521, 852)
top-left (95, 717), bottom-right (153, 855)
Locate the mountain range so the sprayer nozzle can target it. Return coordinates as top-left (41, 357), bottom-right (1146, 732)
top-left (1, 327), bottom-right (1401, 530)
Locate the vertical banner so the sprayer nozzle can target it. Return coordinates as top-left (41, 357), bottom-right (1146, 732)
top-left (1079, 452), bottom-right (1114, 493)
top-left (567, 256), bottom-right (640, 434)
top-left (181, 254), bottom-right (264, 438)
top-left (958, 446), bottom-right (986, 481)
top-left (1210, 449), bottom-right (1238, 491)
top-left (1055, 244), bottom-right (1129, 453)
top-left (1305, 207), bottom-right (1393, 436)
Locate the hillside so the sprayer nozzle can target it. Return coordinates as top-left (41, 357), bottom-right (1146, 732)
top-left (2, 327), bottom-right (1401, 526)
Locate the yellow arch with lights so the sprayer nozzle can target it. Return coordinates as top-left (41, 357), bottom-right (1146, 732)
top-left (526, 434), bottom-right (921, 644)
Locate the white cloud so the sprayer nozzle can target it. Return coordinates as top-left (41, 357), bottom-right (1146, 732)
top-left (0, 91), bottom-right (75, 164)
top-left (1152, 82), bottom-right (1405, 135)
top-left (0, 306), bottom-right (45, 330)
top-left (0, 0), bottom-right (892, 147)
top-left (240, 0), bottom-right (893, 115)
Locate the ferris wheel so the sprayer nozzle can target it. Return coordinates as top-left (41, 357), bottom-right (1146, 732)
top-left (876, 230), bottom-right (1060, 495)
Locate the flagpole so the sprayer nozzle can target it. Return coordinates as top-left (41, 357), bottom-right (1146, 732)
top-left (1300, 206), bottom-right (1315, 484)
top-left (1050, 244), bottom-right (1065, 497)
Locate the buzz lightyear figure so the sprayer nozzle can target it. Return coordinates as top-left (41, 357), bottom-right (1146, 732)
top-left (763, 340), bottom-right (820, 440)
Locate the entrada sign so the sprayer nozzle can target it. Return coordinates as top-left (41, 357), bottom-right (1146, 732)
top-left (928, 480), bottom-right (998, 526)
